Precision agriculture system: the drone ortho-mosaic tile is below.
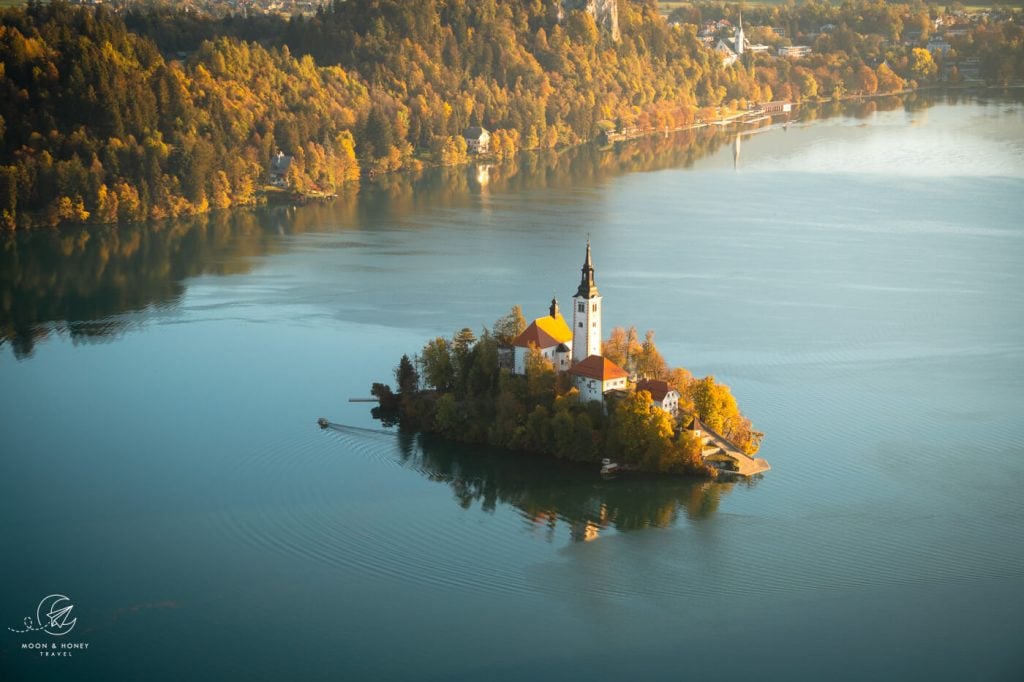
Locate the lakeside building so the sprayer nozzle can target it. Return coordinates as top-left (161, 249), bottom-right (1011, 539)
top-left (777, 45), bottom-right (812, 58)
top-left (268, 151), bottom-right (293, 188)
top-left (716, 40), bottom-right (739, 66)
top-left (507, 242), bottom-right (767, 475)
top-left (463, 127), bottom-right (491, 154)
top-left (570, 355), bottom-right (629, 403)
top-left (513, 241), bottom-right (630, 405)
top-left (636, 379), bottom-right (681, 416)
top-left (512, 299), bottom-right (573, 373)
top-left (715, 12), bottom-right (763, 65)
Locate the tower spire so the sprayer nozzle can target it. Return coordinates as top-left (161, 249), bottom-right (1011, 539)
top-left (736, 6), bottom-right (745, 56)
top-left (576, 238), bottom-right (599, 298)
top-left (571, 239), bottom-right (603, 363)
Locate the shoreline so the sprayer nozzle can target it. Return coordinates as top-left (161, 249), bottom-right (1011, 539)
top-left (8, 85), bottom-right (1021, 233)
top-left (589, 83), bottom-right (1024, 146)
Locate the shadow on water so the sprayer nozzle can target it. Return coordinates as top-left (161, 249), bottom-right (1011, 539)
top-left (0, 90), bottom-right (982, 359)
top-left (377, 424), bottom-right (756, 542)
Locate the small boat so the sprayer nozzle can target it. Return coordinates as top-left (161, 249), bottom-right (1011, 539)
top-left (317, 417), bottom-right (330, 429)
top-left (600, 458), bottom-right (620, 475)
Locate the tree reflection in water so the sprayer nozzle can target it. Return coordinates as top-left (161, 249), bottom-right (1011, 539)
top-left (1, 92), bottom-right (928, 359)
top-left (389, 427), bottom-right (760, 543)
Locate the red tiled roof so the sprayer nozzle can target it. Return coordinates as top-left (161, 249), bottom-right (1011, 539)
top-left (569, 355), bottom-right (628, 381)
top-left (635, 379), bottom-right (670, 402)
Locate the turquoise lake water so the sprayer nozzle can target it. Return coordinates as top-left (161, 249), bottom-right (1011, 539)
top-left (2, 93), bottom-right (1023, 680)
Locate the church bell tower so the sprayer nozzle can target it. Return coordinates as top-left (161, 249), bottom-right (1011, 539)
top-left (735, 9), bottom-right (745, 56)
top-left (572, 239), bottom-right (603, 363)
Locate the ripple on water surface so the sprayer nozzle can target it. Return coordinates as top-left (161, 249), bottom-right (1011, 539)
top-left (206, 414), bottom-right (1024, 607)
top-left (210, 425), bottom-right (583, 600)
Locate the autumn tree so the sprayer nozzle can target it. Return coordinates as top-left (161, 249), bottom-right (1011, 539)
top-left (876, 63), bottom-right (906, 93)
top-left (607, 390), bottom-right (675, 470)
top-left (493, 305), bottom-right (527, 346)
top-left (603, 326), bottom-right (642, 371)
top-left (690, 375), bottom-right (738, 434)
top-left (910, 47), bottom-right (937, 83)
top-left (439, 135), bottom-right (468, 166)
top-left (689, 375), bottom-right (760, 454)
top-left (636, 329), bottom-right (669, 380)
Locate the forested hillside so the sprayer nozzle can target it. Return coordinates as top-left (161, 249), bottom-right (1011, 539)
top-left (0, 2), bottom-right (363, 228)
top-left (1, 0), bottom-right (1021, 229)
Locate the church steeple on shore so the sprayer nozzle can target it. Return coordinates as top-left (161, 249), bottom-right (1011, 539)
top-left (576, 238), bottom-right (600, 299)
top-left (572, 239), bottom-right (603, 363)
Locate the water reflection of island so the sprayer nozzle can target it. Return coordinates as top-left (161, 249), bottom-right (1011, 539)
top-left (0, 92), bottom-right (945, 358)
top-left (389, 427), bottom-right (755, 543)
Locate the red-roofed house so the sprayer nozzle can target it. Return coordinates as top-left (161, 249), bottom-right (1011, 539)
top-left (635, 379), bottom-right (681, 416)
top-left (512, 298), bottom-right (574, 374)
top-left (570, 354), bottom-right (628, 403)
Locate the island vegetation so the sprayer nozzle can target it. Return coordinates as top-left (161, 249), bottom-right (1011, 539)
top-left (372, 306), bottom-right (762, 477)
top-left (1, 0), bottom-right (1021, 229)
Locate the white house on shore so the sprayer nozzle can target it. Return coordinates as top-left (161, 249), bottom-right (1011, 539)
top-left (463, 127), bottom-right (491, 154)
top-left (570, 355), bottom-right (629, 403)
top-left (635, 379), bottom-right (681, 416)
top-left (268, 151), bottom-right (293, 188)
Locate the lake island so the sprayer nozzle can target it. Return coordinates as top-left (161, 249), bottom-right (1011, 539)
top-left (370, 240), bottom-right (769, 477)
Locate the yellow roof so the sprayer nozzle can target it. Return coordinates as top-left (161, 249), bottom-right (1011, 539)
top-left (534, 313), bottom-right (572, 344)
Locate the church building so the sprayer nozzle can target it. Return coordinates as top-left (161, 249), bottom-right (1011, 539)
top-left (511, 298), bottom-right (574, 374)
top-left (572, 239), bottom-right (602, 364)
top-left (715, 10), bottom-right (747, 65)
top-left (512, 240), bottom-right (629, 405)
